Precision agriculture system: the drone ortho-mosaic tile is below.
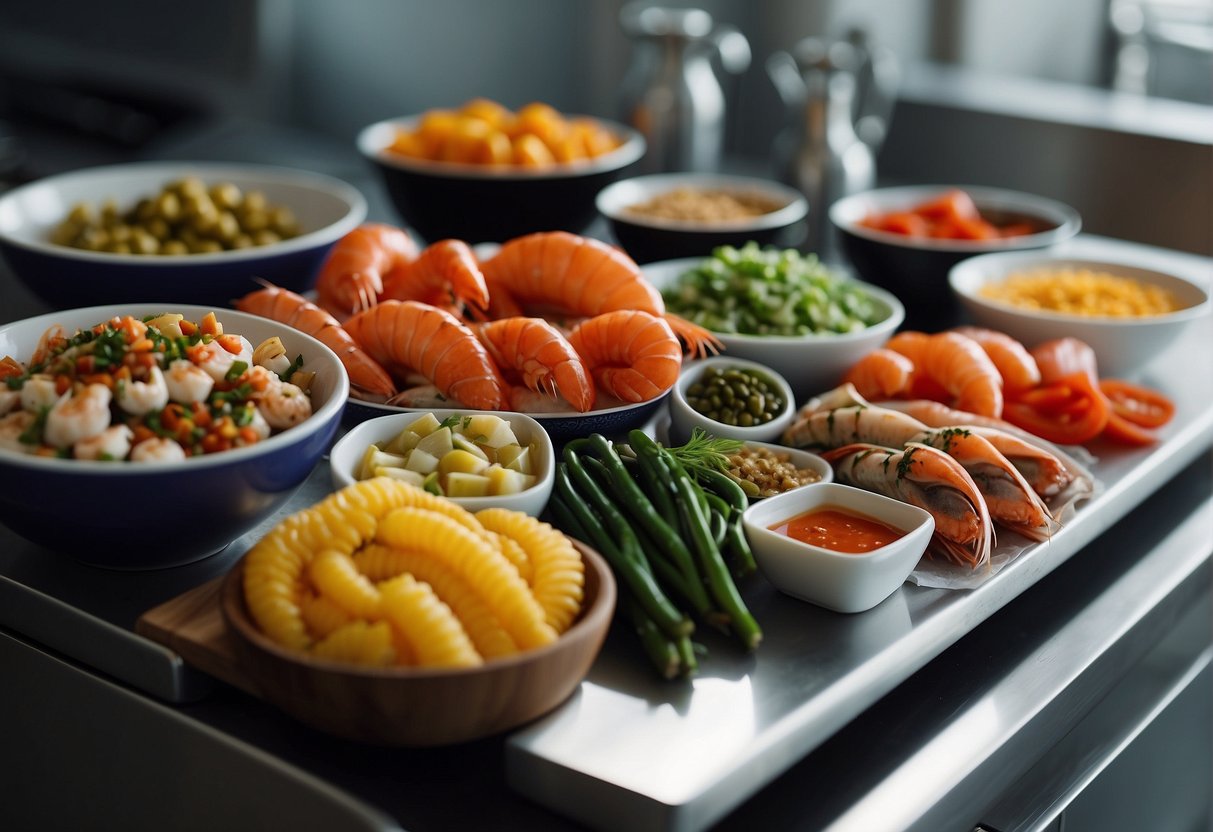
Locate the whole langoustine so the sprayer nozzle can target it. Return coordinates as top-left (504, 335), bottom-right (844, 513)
top-left (315, 223), bottom-right (419, 319)
top-left (343, 300), bottom-right (509, 411)
top-left (235, 284), bottom-right (397, 402)
top-left (782, 400), bottom-right (1056, 541)
top-left (821, 441), bottom-right (994, 569)
top-left (480, 230), bottom-right (721, 358)
top-left (566, 309), bottom-right (682, 404)
top-left (474, 317), bottom-right (595, 412)
top-left (381, 238), bottom-right (491, 314)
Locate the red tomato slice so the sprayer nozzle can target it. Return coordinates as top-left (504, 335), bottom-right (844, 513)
top-left (1001, 371), bottom-right (1109, 445)
top-left (1098, 379), bottom-right (1176, 429)
top-left (1031, 337), bottom-right (1101, 385)
top-left (1101, 411), bottom-right (1158, 446)
top-left (913, 189), bottom-right (981, 223)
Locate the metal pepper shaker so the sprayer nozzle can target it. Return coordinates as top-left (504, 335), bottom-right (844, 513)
top-left (618, 3), bottom-right (751, 174)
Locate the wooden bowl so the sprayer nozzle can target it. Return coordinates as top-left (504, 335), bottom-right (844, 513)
top-left (220, 540), bottom-right (615, 746)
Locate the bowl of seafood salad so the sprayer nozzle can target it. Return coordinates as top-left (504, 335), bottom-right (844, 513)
top-left (0, 304), bottom-right (348, 568)
top-left (644, 245), bottom-right (905, 399)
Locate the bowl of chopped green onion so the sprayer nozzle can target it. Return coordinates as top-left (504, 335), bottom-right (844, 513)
top-left (646, 244), bottom-right (904, 400)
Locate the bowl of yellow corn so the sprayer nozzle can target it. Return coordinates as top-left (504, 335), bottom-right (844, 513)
top-left (950, 252), bottom-right (1210, 377)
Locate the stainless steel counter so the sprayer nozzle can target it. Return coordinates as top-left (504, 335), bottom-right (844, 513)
top-left (1, 183), bottom-right (1209, 831)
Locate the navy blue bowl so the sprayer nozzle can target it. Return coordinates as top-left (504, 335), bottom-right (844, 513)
top-left (0, 304), bottom-right (349, 569)
top-left (830, 185), bottom-right (1081, 331)
top-left (0, 162), bottom-right (367, 310)
top-left (357, 116), bottom-right (645, 244)
top-left (596, 173), bottom-right (808, 265)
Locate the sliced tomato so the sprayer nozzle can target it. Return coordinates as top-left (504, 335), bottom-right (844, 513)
top-left (913, 189), bottom-right (981, 223)
top-left (1098, 379), bottom-right (1175, 429)
top-left (1101, 411), bottom-right (1158, 446)
top-left (863, 211), bottom-right (930, 237)
top-left (1002, 371), bottom-right (1110, 445)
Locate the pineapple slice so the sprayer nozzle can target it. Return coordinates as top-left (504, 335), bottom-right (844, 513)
top-left (439, 449), bottom-right (490, 477)
top-left (405, 412), bottom-right (442, 436)
top-left (383, 429), bottom-right (423, 456)
top-left (404, 448), bottom-right (440, 475)
top-left (373, 467), bottom-right (426, 487)
top-left (446, 472), bottom-right (491, 498)
top-left (486, 466), bottom-right (530, 495)
top-left (415, 426), bottom-right (454, 458)
top-left (451, 433), bottom-right (490, 461)
top-left (463, 415), bottom-right (518, 449)
top-left (359, 447), bottom-right (409, 480)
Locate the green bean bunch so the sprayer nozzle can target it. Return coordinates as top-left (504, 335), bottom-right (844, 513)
top-left (661, 242), bottom-right (887, 336)
top-left (548, 432), bottom-right (761, 680)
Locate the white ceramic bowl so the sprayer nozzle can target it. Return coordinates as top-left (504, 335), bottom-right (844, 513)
top-left (949, 252), bottom-right (1211, 378)
top-left (668, 356), bottom-right (796, 445)
top-left (645, 257), bottom-right (905, 400)
top-left (0, 304), bottom-right (349, 568)
top-left (329, 408), bottom-right (555, 516)
top-left (733, 440), bottom-right (833, 498)
top-left (0, 161), bottom-right (367, 309)
top-left (596, 172), bottom-right (808, 264)
top-left (742, 482), bottom-right (934, 613)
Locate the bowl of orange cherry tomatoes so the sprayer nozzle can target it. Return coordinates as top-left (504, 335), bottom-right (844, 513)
top-left (829, 185), bottom-right (1081, 329)
top-left (358, 99), bottom-right (645, 243)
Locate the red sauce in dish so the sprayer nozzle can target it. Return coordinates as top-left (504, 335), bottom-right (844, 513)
top-left (768, 506), bottom-right (905, 554)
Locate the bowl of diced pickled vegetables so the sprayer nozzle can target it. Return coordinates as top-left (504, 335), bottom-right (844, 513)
top-left (329, 409), bottom-right (554, 516)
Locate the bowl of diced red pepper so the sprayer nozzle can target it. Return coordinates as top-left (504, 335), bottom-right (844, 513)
top-left (830, 186), bottom-right (1080, 330)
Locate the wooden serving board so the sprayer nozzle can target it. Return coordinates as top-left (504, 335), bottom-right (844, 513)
top-left (136, 577), bottom-right (259, 697)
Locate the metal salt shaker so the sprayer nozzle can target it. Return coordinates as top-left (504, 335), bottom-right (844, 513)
top-left (618, 3), bottom-right (751, 174)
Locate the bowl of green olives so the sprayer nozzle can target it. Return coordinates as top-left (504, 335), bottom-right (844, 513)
top-left (0, 161), bottom-right (367, 309)
top-left (669, 356), bottom-right (796, 445)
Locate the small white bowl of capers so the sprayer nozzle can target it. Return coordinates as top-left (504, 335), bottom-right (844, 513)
top-left (668, 356), bottom-right (796, 445)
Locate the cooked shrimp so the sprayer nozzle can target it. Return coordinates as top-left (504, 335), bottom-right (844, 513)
top-left (475, 317), bottom-right (595, 412)
top-left (566, 310), bottom-right (682, 404)
top-left (187, 340), bottom-right (242, 383)
top-left (130, 437), bottom-right (187, 462)
top-left (878, 398), bottom-right (1089, 500)
top-left (315, 223), bottom-right (420, 318)
top-left (164, 359), bottom-right (216, 404)
top-left (382, 239), bottom-right (490, 313)
top-left (783, 401), bottom-right (1054, 540)
top-left (44, 384), bottom-right (112, 449)
top-left (20, 374), bottom-right (61, 413)
top-left (74, 425), bottom-right (134, 461)
top-left (115, 365), bottom-right (169, 415)
top-left (821, 442), bottom-right (993, 569)
top-left (480, 231), bottom-right (721, 358)
top-left (0, 411), bottom-right (36, 453)
top-left (30, 324), bottom-right (66, 366)
top-left (235, 284), bottom-right (397, 402)
top-left (951, 326), bottom-right (1040, 392)
top-left (888, 331), bottom-right (1003, 417)
top-left (253, 380), bottom-right (312, 430)
top-left (343, 300), bottom-right (509, 411)
top-left (842, 348), bottom-right (914, 400)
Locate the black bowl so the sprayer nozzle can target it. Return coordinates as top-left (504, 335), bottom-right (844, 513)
top-left (357, 116), bottom-right (645, 244)
top-left (596, 173), bottom-right (808, 264)
top-left (830, 185), bottom-right (1081, 330)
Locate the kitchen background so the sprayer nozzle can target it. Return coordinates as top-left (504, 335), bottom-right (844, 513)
top-left (0, 0), bottom-right (1209, 252)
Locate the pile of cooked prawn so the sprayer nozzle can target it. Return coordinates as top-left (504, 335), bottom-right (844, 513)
top-left (235, 225), bottom-right (722, 414)
top-left (0, 312), bottom-right (313, 462)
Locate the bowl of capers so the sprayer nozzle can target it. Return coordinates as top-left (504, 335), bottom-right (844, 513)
top-left (0, 161), bottom-right (366, 309)
top-left (668, 356), bottom-right (796, 445)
